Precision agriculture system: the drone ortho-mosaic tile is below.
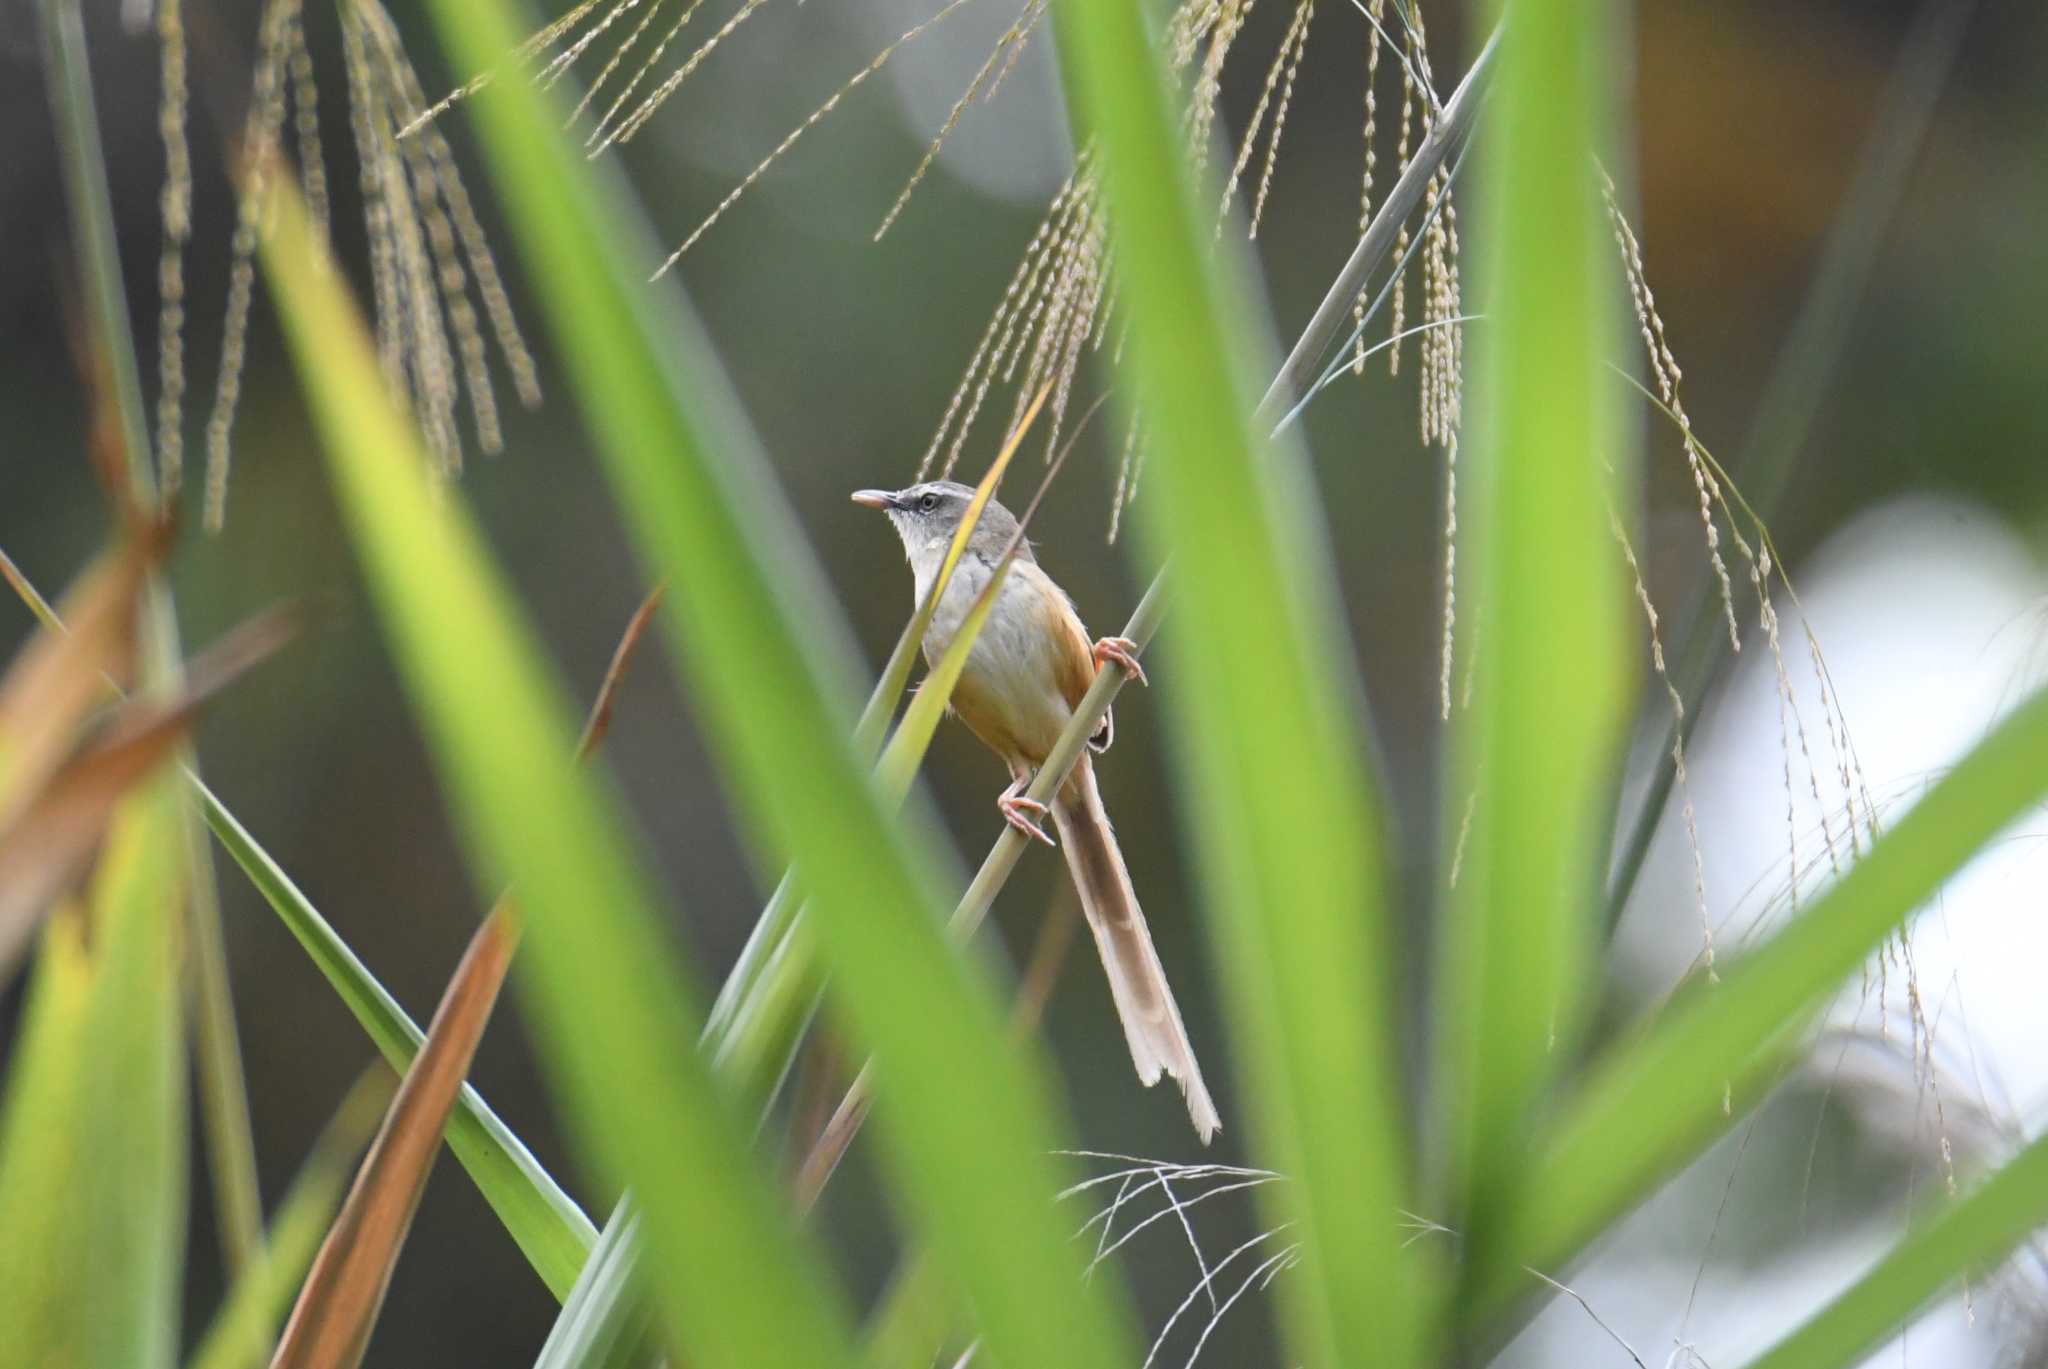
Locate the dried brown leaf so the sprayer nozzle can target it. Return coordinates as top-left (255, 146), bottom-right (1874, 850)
top-left (0, 603), bottom-right (297, 979)
top-left (0, 526), bottom-right (167, 821)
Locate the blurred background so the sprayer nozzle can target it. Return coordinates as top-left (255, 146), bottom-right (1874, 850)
top-left (3, 0), bottom-right (2046, 1362)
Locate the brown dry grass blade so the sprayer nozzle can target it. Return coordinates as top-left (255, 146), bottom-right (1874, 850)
top-left (268, 899), bottom-right (520, 1369)
top-left (0, 522), bottom-right (169, 824)
top-left (0, 604), bottom-right (297, 979)
top-left (575, 583), bottom-right (664, 762)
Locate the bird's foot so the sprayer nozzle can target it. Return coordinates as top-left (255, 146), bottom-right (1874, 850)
top-left (1092, 635), bottom-right (1148, 686)
top-left (997, 782), bottom-right (1056, 847)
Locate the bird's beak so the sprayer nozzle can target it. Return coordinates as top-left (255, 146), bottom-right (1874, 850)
top-left (850, 489), bottom-right (897, 510)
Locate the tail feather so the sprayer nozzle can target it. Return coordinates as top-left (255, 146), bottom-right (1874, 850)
top-left (1052, 755), bottom-right (1220, 1143)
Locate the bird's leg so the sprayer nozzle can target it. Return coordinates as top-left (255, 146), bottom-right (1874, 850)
top-left (1092, 635), bottom-right (1148, 687)
top-left (997, 776), bottom-right (1056, 847)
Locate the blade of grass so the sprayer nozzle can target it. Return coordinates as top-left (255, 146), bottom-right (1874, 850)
top-left (1438, 0), bottom-right (1628, 1265)
top-left (195, 782), bottom-right (597, 1297)
top-left (271, 902), bottom-right (520, 1369)
top-left (1744, 1130), bottom-right (2048, 1369)
top-left (0, 775), bottom-right (187, 1369)
top-left (1051, 4), bottom-right (1419, 1369)
top-left (532, 1201), bottom-right (655, 1369)
top-left (418, 2), bottom-right (1142, 1362)
top-left (258, 173), bottom-right (866, 1369)
top-left (1473, 680), bottom-right (2048, 1311)
top-left (187, 1070), bottom-right (394, 1369)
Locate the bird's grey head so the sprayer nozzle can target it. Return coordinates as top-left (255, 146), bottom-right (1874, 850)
top-left (851, 480), bottom-right (1024, 564)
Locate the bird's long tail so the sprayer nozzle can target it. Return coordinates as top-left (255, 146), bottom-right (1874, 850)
top-left (1052, 753), bottom-right (1220, 1143)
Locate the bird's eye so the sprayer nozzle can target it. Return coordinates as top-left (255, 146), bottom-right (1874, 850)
top-left (919, 493), bottom-right (938, 512)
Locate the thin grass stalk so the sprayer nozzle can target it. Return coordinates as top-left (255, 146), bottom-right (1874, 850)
top-left (1055, 0), bottom-right (1432, 1361)
top-left (1263, 24), bottom-right (1495, 411)
top-left (194, 779), bottom-right (600, 1295)
top-left (37, 0), bottom-right (266, 1288)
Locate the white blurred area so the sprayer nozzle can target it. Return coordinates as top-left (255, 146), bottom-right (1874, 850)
top-left (632, 0), bottom-right (1069, 209)
top-left (1512, 494), bottom-right (2048, 1368)
top-left (867, 0), bottom-right (1072, 208)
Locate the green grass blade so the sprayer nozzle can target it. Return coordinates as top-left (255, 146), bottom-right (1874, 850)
top-left (1440, 0), bottom-right (1628, 1250)
top-left (415, 3), bottom-right (1140, 1364)
top-left (187, 1070), bottom-right (392, 1369)
top-left (1050, 2), bottom-right (1419, 1366)
top-left (194, 779), bottom-right (597, 1298)
top-left (0, 776), bottom-right (187, 1369)
top-left (1475, 682), bottom-right (2048, 1308)
top-left (257, 179), bottom-right (865, 1369)
top-left (1744, 1132), bottom-right (2048, 1369)
top-left (533, 1200), bottom-right (656, 1369)
top-left (874, 554), bottom-right (1015, 806)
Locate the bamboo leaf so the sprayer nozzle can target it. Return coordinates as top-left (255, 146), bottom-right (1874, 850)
top-left (415, 3), bottom-right (1141, 1364)
top-left (256, 174), bottom-right (865, 1369)
top-left (270, 902), bottom-right (520, 1369)
top-left (1047, 2), bottom-right (1420, 1366)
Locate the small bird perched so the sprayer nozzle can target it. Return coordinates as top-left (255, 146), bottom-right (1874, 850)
top-left (853, 481), bottom-right (1220, 1143)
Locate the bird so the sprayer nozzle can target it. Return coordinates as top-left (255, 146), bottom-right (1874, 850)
top-left (853, 480), bottom-right (1220, 1143)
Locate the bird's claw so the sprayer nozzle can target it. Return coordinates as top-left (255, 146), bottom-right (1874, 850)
top-left (1092, 636), bottom-right (1148, 687)
top-left (998, 791), bottom-right (1057, 847)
